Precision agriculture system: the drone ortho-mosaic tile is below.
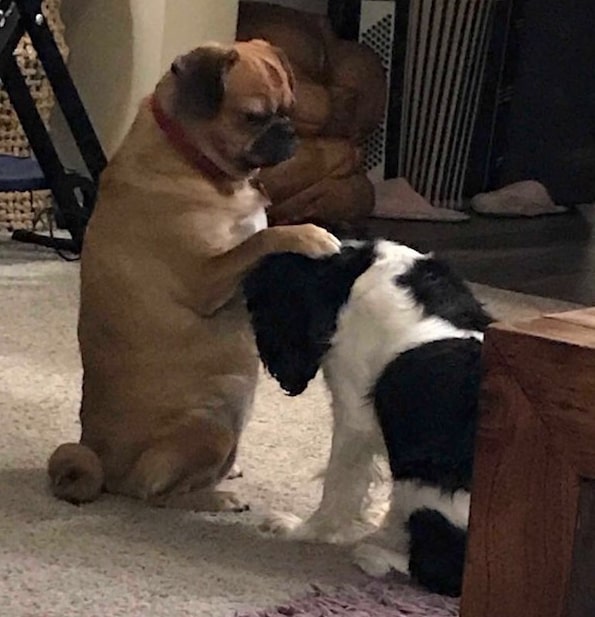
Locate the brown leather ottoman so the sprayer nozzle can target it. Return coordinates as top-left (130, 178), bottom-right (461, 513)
top-left (461, 308), bottom-right (595, 617)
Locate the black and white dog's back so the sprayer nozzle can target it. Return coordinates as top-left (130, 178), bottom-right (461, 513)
top-left (244, 239), bottom-right (492, 597)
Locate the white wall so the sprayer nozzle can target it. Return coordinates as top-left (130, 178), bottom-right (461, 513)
top-left (53, 0), bottom-right (239, 162)
top-left (161, 1), bottom-right (242, 72)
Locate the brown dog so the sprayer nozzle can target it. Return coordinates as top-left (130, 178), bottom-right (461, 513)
top-left (47, 40), bottom-right (340, 512)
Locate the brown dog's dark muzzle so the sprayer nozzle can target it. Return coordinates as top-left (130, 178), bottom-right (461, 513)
top-left (247, 119), bottom-right (299, 168)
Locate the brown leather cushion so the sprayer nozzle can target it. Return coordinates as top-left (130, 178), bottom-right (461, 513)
top-left (236, 2), bottom-right (386, 140)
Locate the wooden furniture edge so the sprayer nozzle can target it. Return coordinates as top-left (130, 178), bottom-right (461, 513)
top-left (460, 310), bottom-right (595, 617)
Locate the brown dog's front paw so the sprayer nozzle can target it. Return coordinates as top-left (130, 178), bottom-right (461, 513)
top-left (284, 224), bottom-right (342, 259)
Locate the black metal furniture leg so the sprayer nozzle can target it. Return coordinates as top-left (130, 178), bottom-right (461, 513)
top-left (15, 0), bottom-right (107, 182)
top-left (3, 53), bottom-right (84, 252)
top-left (0, 0), bottom-right (106, 254)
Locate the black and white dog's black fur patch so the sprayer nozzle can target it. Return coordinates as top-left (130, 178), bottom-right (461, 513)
top-left (244, 239), bottom-right (492, 597)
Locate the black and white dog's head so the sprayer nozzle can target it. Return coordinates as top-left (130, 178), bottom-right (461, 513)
top-left (243, 242), bottom-right (376, 395)
top-left (243, 239), bottom-right (491, 396)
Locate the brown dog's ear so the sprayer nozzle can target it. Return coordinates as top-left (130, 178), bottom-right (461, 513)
top-left (244, 253), bottom-right (332, 396)
top-left (171, 46), bottom-right (239, 119)
top-left (272, 46), bottom-right (296, 95)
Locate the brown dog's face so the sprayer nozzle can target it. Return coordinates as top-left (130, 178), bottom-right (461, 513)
top-left (168, 40), bottom-right (298, 175)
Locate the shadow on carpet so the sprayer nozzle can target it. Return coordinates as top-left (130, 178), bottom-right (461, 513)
top-left (235, 578), bottom-right (459, 616)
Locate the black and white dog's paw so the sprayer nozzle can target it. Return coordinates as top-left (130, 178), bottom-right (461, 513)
top-left (259, 511), bottom-right (304, 537)
top-left (353, 543), bottom-right (410, 578)
top-left (259, 511), bottom-right (365, 544)
top-left (356, 497), bottom-right (389, 529)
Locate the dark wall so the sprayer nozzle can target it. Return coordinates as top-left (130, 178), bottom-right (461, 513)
top-left (327, 0), bottom-right (361, 39)
top-left (497, 0), bottom-right (595, 204)
top-left (329, 0), bottom-right (595, 205)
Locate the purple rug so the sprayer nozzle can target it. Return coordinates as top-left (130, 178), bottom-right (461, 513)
top-left (235, 579), bottom-right (459, 617)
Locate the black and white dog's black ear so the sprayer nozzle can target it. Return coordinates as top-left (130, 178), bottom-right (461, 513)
top-left (244, 253), bottom-right (331, 396)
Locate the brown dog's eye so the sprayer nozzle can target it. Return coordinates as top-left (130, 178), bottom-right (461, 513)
top-left (244, 111), bottom-right (272, 125)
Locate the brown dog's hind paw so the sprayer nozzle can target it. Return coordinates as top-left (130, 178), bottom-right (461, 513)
top-left (150, 489), bottom-right (249, 513)
top-left (226, 463), bottom-right (244, 480)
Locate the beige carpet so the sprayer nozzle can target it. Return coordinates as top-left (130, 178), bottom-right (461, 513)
top-left (0, 237), bottom-right (581, 617)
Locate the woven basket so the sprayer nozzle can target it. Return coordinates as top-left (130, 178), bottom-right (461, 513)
top-left (0, 0), bottom-right (69, 231)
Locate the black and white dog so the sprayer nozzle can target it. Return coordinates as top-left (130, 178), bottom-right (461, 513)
top-left (243, 239), bottom-right (493, 597)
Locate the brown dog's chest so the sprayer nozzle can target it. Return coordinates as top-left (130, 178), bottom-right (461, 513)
top-left (217, 180), bottom-right (270, 248)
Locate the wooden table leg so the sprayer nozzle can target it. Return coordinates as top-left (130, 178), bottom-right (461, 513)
top-left (567, 482), bottom-right (595, 616)
top-left (461, 312), bottom-right (595, 617)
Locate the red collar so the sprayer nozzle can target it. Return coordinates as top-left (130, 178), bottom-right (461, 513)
top-left (149, 94), bottom-right (230, 181)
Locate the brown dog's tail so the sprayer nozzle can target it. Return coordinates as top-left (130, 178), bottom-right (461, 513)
top-left (48, 443), bottom-right (104, 504)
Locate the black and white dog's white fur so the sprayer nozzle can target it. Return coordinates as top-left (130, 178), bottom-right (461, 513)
top-left (243, 239), bottom-right (492, 597)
